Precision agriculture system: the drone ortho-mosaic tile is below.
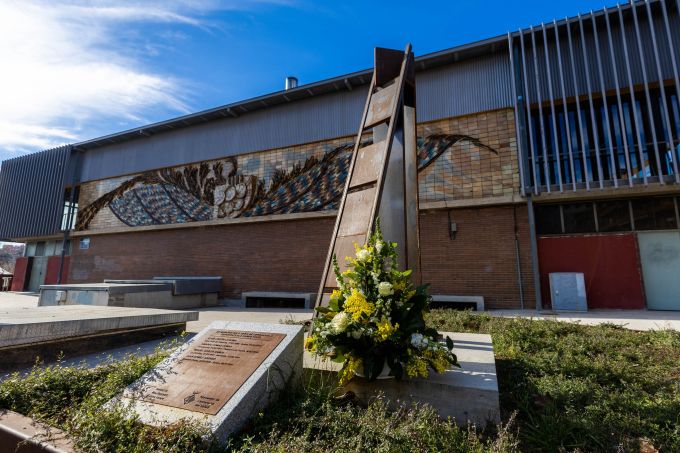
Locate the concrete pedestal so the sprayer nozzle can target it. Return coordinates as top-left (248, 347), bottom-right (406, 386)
top-left (304, 332), bottom-right (500, 427)
top-left (112, 321), bottom-right (303, 444)
top-left (39, 282), bottom-right (217, 309)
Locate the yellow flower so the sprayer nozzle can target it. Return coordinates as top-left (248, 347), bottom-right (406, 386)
top-left (304, 336), bottom-right (316, 352)
top-left (330, 289), bottom-right (343, 300)
top-left (376, 317), bottom-right (398, 342)
top-left (425, 349), bottom-right (450, 374)
top-left (393, 281), bottom-right (406, 292)
top-left (343, 289), bottom-right (375, 321)
top-left (339, 355), bottom-right (363, 385)
top-left (405, 356), bottom-right (428, 378)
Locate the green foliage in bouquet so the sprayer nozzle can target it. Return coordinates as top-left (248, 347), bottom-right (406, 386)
top-left (306, 220), bottom-right (459, 385)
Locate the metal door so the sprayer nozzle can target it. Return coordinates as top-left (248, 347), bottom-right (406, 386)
top-left (638, 231), bottom-right (680, 310)
top-left (27, 256), bottom-right (48, 293)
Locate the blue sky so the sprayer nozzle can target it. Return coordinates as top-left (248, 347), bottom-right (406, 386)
top-left (0, 0), bottom-right (612, 161)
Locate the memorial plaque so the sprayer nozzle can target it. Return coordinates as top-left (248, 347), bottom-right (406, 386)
top-left (131, 329), bottom-right (285, 415)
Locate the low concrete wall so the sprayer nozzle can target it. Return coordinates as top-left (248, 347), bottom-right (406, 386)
top-left (304, 331), bottom-right (500, 427)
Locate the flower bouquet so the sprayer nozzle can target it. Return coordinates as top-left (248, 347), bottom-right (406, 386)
top-left (306, 220), bottom-right (459, 385)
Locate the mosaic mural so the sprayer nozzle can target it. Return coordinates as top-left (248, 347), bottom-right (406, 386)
top-left (75, 133), bottom-right (499, 231)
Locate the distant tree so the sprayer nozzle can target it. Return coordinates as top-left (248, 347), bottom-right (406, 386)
top-left (0, 243), bottom-right (25, 274)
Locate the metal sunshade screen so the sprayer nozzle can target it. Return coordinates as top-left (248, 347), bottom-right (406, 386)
top-left (0, 146), bottom-right (72, 240)
top-left (509, 1), bottom-right (680, 194)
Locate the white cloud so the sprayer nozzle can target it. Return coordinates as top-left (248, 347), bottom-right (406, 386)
top-left (0, 0), bottom-right (296, 157)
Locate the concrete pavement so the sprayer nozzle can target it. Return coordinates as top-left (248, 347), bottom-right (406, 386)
top-left (186, 306), bottom-right (680, 332)
top-left (185, 306), bottom-right (313, 333)
top-left (486, 309), bottom-right (680, 331)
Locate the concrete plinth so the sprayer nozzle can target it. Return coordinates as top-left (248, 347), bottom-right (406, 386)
top-left (39, 282), bottom-right (217, 309)
top-left (0, 410), bottom-right (75, 452)
top-left (0, 305), bottom-right (198, 349)
top-left (0, 304), bottom-right (198, 371)
top-left (112, 321), bottom-right (303, 444)
top-left (304, 332), bottom-right (500, 427)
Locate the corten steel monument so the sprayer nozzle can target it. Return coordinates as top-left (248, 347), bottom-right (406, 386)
top-left (316, 45), bottom-right (420, 308)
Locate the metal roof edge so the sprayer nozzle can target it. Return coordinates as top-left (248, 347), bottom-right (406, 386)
top-left (71, 35), bottom-right (510, 151)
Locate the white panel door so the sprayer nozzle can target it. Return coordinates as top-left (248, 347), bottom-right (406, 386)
top-left (638, 231), bottom-right (680, 311)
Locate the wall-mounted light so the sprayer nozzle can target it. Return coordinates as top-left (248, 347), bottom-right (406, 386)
top-left (450, 222), bottom-right (458, 240)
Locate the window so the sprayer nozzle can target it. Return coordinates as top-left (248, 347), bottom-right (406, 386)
top-left (632, 197), bottom-right (678, 230)
top-left (526, 89), bottom-right (678, 189)
top-left (534, 197), bottom-right (679, 235)
top-left (61, 187), bottom-right (79, 231)
top-left (562, 203), bottom-right (596, 234)
top-left (535, 205), bottom-right (562, 234)
top-left (596, 200), bottom-right (632, 232)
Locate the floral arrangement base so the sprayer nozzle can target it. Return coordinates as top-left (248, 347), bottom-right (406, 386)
top-left (306, 220), bottom-right (459, 385)
top-left (354, 363), bottom-right (393, 380)
top-left (304, 331), bottom-right (500, 427)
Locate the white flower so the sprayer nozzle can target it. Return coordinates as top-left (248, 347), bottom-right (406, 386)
top-left (356, 248), bottom-right (371, 262)
top-left (375, 240), bottom-right (384, 253)
top-left (351, 329), bottom-right (362, 339)
top-left (330, 312), bottom-right (351, 334)
top-left (410, 333), bottom-right (425, 348)
top-left (378, 282), bottom-right (394, 296)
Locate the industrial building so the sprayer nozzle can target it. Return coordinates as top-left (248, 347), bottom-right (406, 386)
top-left (0, 0), bottom-right (678, 311)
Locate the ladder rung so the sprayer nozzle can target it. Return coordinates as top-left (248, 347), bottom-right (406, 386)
top-left (324, 233), bottom-right (366, 287)
top-left (349, 142), bottom-right (387, 188)
top-left (364, 83), bottom-right (397, 128)
top-left (337, 186), bottom-right (376, 237)
top-left (319, 293), bottom-right (331, 306)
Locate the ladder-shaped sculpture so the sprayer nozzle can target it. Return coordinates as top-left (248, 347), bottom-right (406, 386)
top-left (316, 45), bottom-right (420, 308)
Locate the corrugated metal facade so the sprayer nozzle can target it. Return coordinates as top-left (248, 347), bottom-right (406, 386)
top-left (78, 51), bottom-right (513, 183)
top-left (0, 146), bottom-right (72, 239)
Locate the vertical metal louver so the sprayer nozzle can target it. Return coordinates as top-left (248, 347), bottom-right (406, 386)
top-left (509, 0), bottom-right (680, 194)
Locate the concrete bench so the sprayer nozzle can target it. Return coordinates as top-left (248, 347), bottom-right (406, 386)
top-left (153, 276), bottom-right (222, 295)
top-left (431, 295), bottom-right (485, 311)
top-left (241, 291), bottom-right (316, 309)
top-left (104, 276), bottom-right (222, 296)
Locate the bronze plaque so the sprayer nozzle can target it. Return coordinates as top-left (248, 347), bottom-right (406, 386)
top-left (132, 329), bottom-right (285, 415)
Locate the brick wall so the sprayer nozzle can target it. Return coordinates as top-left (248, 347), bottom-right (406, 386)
top-left (70, 217), bottom-right (336, 299)
top-left (70, 206), bottom-right (534, 309)
top-left (419, 206), bottom-right (536, 309)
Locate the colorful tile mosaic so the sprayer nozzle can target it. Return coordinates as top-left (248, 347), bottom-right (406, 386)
top-left (76, 110), bottom-right (518, 231)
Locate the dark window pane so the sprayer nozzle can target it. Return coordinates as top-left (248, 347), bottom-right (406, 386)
top-left (535, 205), bottom-right (562, 234)
top-left (596, 200), bottom-right (632, 232)
top-left (563, 202), bottom-right (596, 234)
top-left (35, 241), bottom-right (45, 256)
top-left (632, 197), bottom-right (678, 230)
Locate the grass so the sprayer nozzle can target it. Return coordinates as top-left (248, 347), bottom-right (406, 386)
top-left (0, 310), bottom-right (678, 452)
top-left (427, 310), bottom-right (680, 452)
